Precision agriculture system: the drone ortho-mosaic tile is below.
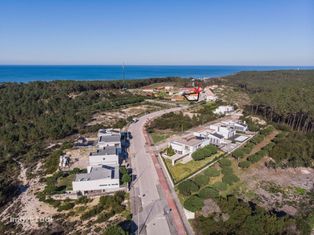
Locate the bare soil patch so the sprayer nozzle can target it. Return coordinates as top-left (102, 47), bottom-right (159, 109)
top-left (240, 157), bottom-right (314, 215)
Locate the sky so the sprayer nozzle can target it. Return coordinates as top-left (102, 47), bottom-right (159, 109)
top-left (0, 0), bottom-right (313, 65)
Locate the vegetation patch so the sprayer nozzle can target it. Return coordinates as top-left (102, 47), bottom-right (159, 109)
top-left (192, 144), bottom-right (218, 161)
top-left (183, 195), bottom-right (204, 212)
top-left (164, 151), bottom-right (223, 183)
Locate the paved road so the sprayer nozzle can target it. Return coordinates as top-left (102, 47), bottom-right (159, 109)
top-left (128, 107), bottom-right (187, 235)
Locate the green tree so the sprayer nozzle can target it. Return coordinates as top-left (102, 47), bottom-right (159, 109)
top-left (199, 187), bottom-right (219, 199)
top-left (193, 175), bottom-right (209, 187)
top-left (204, 167), bottom-right (220, 177)
top-left (121, 174), bottom-right (131, 184)
top-left (183, 196), bottom-right (204, 212)
top-left (178, 180), bottom-right (199, 196)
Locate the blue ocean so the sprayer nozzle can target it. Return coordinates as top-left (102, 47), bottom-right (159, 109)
top-left (0, 65), bottom-right (313, 83)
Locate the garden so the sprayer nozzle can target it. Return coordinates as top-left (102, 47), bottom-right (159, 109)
top-left (164, 149), bottom-right (224, 184)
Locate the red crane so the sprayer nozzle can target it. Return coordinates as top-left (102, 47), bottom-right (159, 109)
top-left (182, 79), bottom-right (203, 101)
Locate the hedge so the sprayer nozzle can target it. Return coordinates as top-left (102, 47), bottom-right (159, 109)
top-left (247, 150), bottom-right (268, 163)
top-left (192, 145), bottom-right (218, 161)
top-left (178, 180), bottom-right (199, 196)
top-left (183, 196), bottom-right (204, 212)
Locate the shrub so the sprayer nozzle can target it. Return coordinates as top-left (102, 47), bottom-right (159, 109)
top-left (199, 187), bottom-right (219, 199)
top-left (178, 180), bottom-right (199, 196)
top-left (166, 146), bottom-right (175, 156)
top-left (120, 166), bottom-right (128, 175)
top-left (57, 202), bottom-right (75, 211)
top-left (260, 126), bottom-right (274, 135)
top-left (211, 182), bottom-right (228, 191)
top-left (219, 158), bottom-right (232, 167)
top-left (193, 175), bottom-right (209, 187)
top-left (183, 196), bottom-right (204, 212)
top-left (221, 166), bottom-right (233, 175)
top-left (262, 142), bottom-right (275, 152)
top-left (232, 149), bottom-right (246, 159)
top-left (222, 174), bottom-right (240, 185)
top-left (204, 167), bottom-right (220, 177)
top-left (238, 161), bottom-right (251, 168)
top-left (248, 152), bottom-right (262, 163)
top-left (192, 145), bottom-right (218, 161)
top-left (103, 225), bottom-right (127, 235)
top-left (250, 134), bottom-right (265, 144)
top-left (77, 196), bottom-right (90, 204)
top-left (121, 174), bottom-right (131, 184)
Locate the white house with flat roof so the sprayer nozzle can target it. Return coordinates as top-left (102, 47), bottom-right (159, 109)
top-left (209, 123), bottom-right (236, 139)
top-left (221, 120), bottom-right (248, 132)
top-left (72, 165), bottom-right (119, 195)
top-left (193, 129), bottom-right (226, 146)
top-left (97, 134), bottom-right (121, 149)
top-left (170, 135), bottom-right (209, 156)
top-left (89, 146), bottom-right (119, 167)
top-left (213, 105), bottom-right (234, 115)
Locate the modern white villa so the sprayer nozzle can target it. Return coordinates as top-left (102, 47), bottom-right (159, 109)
top-left (170, 135), bottom-right (209, 156)
top-left (72, 165), bottom-right (119, 195)
top-left (221, 120), bottom-right (248, 132)
top-left (213, 105), bottom-right (234, 115)
top-left (209, 123), bottom-right (236, 139)
top-left (168, 119), bottom-right (250, 164)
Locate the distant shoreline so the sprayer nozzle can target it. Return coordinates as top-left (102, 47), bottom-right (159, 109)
top-left (0, 65), bottom-right (313, 83)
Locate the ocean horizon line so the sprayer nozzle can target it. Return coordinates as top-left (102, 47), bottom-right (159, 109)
top-left (1, 65), bottom-right (313, 83)
top-left (1, 64), bottom-right (313, 67)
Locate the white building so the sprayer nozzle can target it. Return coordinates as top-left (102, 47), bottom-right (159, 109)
top-left (170, 135), bottom-right (209, 156)
top-left (97, 134), bottom-right (121, 149)
top-left (72, 165), bottom-right (119, 195)
top-left (98, 128), bottom-right (120, 138)
top-left (221, 120), bottom-right (248, 132)
top-left (193, 130), bottom-right (226, 146)
top-left (89, 146), bottom-right (119, 167)
top-left (209, 123), bottom-right (236, 139)
top-left (213, 105), bottom-right (234, 115)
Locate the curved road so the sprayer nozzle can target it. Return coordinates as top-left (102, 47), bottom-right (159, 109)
top-left (128, 106), bottom-right (189, 235)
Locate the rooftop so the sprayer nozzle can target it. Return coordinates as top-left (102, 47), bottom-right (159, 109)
top-left (210, 132), bottom-right (224, 139)
top-left (172, 135), bottom-right (203, 147)
top-left (90, 146), bottom-right (117, 156)
top-left (75, 165), bottom-right (119, 181)
top-left (99, 135), bottom-right (121, 143)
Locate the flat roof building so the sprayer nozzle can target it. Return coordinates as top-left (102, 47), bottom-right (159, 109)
top-left (72, 165), bottom-right (119, 195)
top-left (89, 146), bottom-right (119, 167)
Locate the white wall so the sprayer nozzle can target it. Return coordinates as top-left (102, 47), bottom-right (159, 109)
top-left (73, 178), bottom-right (119, 193)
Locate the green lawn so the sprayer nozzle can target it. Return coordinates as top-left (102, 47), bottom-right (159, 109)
top-left (165, 151), bottom-right (224, 184)
top-left (151, 132), bottom-right (170, 144)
